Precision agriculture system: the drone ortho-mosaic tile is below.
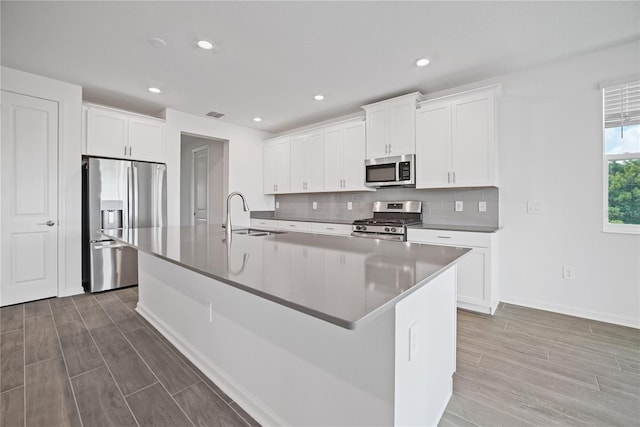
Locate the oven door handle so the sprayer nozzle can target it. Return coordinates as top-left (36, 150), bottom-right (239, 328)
top-left (351, 231), bottom-right (404, 241)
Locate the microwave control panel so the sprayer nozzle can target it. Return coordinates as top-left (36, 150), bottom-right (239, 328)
top-left (399, 161), bottom-right (412, 180)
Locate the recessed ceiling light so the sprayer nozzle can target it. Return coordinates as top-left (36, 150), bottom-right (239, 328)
top-left (253, 117), bottom-right (262, 122)
top-left (314, 94), bottom-right (325, 101)
top-left (148, 87), bottom-right (162, 94)
top-left (197, 40), bottom-right (215, 50)
top-left (415, 58), bottom-right (431, 67)
top-left (148, 37), bottom-right (166, 48)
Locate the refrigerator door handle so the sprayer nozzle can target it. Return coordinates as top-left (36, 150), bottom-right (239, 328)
top-left (127, 166), bottom-right (134, 228)
top-left (133, 165), bottom-right (139, 228)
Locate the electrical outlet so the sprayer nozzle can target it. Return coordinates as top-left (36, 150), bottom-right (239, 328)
top-left (527, 201), bottom-right (543, 214)
top-left (455, 201), bottom-right (464, 212)
top-left (479, 201), bottom-right (487, 212)
top-left (347, 202), bottom-right (353, 210)
top-left (276, 201), bottom-right (280, 209)
top-left (562, 266), bottom-right (575, 280)
top-left (312, 201), bottom-right (317, 210)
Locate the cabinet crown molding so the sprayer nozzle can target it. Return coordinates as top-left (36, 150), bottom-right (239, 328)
top-left (417, 84), bottom-right (502, 107)
top-left (361, 91), bottom-right (425, 110)
top-left (83, 102), bottom-right (165, 123)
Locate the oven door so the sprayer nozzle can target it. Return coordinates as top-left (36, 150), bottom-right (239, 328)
top-left (364, 154), bottom-right (415, 187)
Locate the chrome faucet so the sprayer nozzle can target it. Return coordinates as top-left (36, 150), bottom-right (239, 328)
top-left (225, 191), bottom-right (250, 241)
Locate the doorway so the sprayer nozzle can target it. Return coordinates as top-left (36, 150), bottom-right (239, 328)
top-left (180, 134), bottom-right (228, 226)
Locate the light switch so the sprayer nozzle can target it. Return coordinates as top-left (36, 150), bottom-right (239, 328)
top-left (478, 201), bottom-right (487, 212)
top-left (347, 202), bottom-right (353, 210)
top-left (312, 201), bottom-right (317, 210)
top-left (276, 202), bottom-right (280, 209)
top-left (455, 201), bottom-right (464, 212)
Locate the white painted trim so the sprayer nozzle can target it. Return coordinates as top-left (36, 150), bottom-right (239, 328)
top-left (82, 102), bottom-right (165, 122)
top-left (135, 303), bottom-right (281, 427)
top-left (500, 296), bottom-right (640, 329)
top-left (0, 67), bottom-right (83, 300)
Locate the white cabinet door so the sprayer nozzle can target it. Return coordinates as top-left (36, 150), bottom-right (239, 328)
top-left (388, 101), bottom-right (415, 155)
top-left (1, 92), bottom-right (59, 305)
top-left (306, 133), bottom-right (324, 192)
top-left (263, 139), bottom-right (291, 194)
top-left (290, 133), bottom-right (324, 193)
top-left (86, 106), bottom-right (128, 158)
top-left (365, 108), bottom-right (388, 158)
top-left (290, 135), bottom-right (307, 193)
top-left (275, 140), bottom-right (291, 193)
top-left (416, 103), bottom-right (451, 188)
top-left (456, 248), bottom-right (487, 306)
top-left (342, 122), bottom-right (366, 190)
top-left (129, 116), bottom-right (163, 162)
top-left (323, 128), bottom-right (343, 191)
top-left (451, 93), bottom-right (495, 186)
top-left (263, 143), bottom-right (278, 194)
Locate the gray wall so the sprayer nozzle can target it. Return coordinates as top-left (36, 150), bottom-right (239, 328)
top-left (275, 187), bottom-right (499, 227)
top-left (180, 134), bottom-right (228, 225)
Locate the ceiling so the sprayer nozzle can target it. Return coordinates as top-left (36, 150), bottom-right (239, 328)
top-left (2, 1), bottom-right (639, 134)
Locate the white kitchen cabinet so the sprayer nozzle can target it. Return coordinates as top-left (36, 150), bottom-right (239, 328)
top-left (407, 228), bottom-right (499, 314)
top-left (250, 219), bottom-right (280, 230)
top-left (290, 132), bottom-right (324, 193)
top-left (323, 120), bottom-right (370, 192)
top-left (416, 87), bottom-right (497, 188)
top-left (362, 92), bottom-right (424, 158)
top-left (250, 219), bottom-right (352, 236)
top-left (263, 138), bottom-right (291, 194)
top-left (84, 103), bottom-right (164, 162)
top-left (310, 222), bottom-right (352, 236)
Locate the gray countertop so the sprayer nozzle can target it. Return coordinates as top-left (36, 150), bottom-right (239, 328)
top-left (102, 225), bottom-right (470, 329)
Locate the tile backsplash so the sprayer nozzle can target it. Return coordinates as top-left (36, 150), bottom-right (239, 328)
top-left (275, 187), bottom-right (499, 227)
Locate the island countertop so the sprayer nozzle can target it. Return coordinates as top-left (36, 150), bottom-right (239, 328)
top-left (102, 225), bottom-right (470, 329)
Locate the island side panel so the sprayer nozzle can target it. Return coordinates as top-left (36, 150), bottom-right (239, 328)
top-left (394, 266), bottom-right (457, 427)
top-left (136, 252), bottom-right (396, 427)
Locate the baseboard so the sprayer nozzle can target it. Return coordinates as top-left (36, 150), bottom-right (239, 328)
top-left (500, 296), bottom-right (640, 329)
top-left (135, 304), bottom-right (283, 426)
top-left (457, 300), bottom-right (494, 315)
top-left (58, 286), bottom-right (84, 298)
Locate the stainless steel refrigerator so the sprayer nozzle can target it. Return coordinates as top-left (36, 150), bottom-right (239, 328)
top-left (82, 157), bottom-right (167, 292)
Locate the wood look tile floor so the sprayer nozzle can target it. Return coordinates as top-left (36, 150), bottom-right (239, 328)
top-left (1, 291), bottom-right (638, 427)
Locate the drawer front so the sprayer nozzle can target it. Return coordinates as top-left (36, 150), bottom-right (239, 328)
top-left (250, 219), bottom-right (280, 230)
top-left (278, 220), bottom-right (312, 232)
top-left (311, 222), bottom-right (352, 236)
top-left (407, 228), bottom-right (491, 248)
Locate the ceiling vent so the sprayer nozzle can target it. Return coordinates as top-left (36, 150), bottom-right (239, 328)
top-left (206, 111), bottom-right (225, 118)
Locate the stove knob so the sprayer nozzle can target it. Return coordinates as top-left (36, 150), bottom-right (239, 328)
top-left (361, 226), bottom-right (367, 231)
top-left (391, 227), bottom-right (397, 232)
top-left (384, 227), bottom-right (390, 232)
top-left (355, 225), bottom-right (361, 231)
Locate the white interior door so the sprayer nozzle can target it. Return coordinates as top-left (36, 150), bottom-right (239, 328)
top-left (1, 91), bottom-right (59, 306)
top-left (191, 145), bottom-right (209, 224)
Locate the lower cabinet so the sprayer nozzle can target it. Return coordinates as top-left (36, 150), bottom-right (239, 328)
top-left (407, 228), bottom-right (499, 314)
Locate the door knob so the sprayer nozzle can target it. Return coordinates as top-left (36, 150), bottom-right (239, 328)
top-left (38, 220), bottom-right (55, 226)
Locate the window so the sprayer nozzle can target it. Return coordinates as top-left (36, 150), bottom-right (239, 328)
top-left (602, 81), bottom-right (640, 233)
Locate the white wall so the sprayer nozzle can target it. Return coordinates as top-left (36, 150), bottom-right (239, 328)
top-left (180, 135), bottom-right (227, 225)
top-left (0, 67), bottom-right (83, 298)
top-left (490, 41), bottom-right (639, 327)
top-left (163, 109), bottom-right (273, 228)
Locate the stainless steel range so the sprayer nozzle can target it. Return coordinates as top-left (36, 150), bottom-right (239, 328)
top-left (352, 201), bottom-right (422, 241)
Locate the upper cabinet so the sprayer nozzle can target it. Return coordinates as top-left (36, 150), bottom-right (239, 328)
top-left (84, 103), bottom-right (164, 162)
top-left (416, 87), bottom-right (498, 188)
top-left (264, 137), bottom-right (291, 194)
top-left (362, 92), bottom-right (424, 159)
top-left (323, 120), bottom-right (369, 192)
top-left (264, 119), bottom-right (370, 195)
top-left (290, 131), bottom-right (324, 193)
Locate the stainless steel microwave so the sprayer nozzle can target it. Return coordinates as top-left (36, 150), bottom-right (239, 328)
top-left (364, 154), bottom-right (415, 187)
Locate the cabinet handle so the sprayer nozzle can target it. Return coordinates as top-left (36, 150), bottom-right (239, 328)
top-left (453, 171), bottom-right (456, 183)
top-left (129, 146), bottom-right (132, 156)
top-left (447, 172), bottom-right (451, 183)
top-left (289, 224), bottom-right (296, 227)
top-left (388, 144), bottom-right (391, 154)
top-left (124, 146), bottom-right (127, 156)
top-left (326, 227), bottom-right (334, 230)
top-left (437, 236), bottom-right (452, 239)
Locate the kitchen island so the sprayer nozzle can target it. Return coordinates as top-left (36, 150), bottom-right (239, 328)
top-left (103, 225), bottom-right (470, 426)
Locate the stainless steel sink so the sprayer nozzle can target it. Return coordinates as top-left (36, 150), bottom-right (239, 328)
top-left (232, 228), bottom-right (283, 237)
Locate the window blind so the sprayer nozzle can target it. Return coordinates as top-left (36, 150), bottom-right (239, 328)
top-left (603, 80), bottom-right (640, 129)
